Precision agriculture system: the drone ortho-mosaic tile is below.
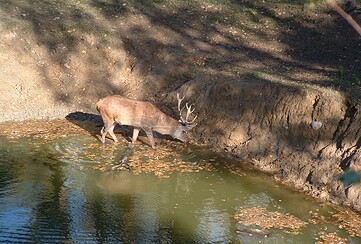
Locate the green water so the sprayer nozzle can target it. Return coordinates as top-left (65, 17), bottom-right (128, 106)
top-left (0, 135), bottom-right (359, 243)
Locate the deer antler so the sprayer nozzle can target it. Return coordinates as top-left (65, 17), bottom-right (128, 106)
top-left (177, 93), bottom-right (198, 128)
top-left (177, 93), bottom-right (185, 112)
top-left (185, 103), bottom-right (198, 123)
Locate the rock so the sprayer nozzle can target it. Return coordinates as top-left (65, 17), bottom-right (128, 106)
top-left (311, 121), bottom-right (323, 130)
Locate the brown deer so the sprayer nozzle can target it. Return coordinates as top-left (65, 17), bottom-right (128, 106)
top-left (96, 94), bottom-right (197, 149)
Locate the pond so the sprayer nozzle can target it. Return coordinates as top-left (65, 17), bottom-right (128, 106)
top-left (0, 120), bottom-right (360, 243)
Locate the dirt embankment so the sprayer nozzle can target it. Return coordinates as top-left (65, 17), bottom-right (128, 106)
top-left (174, 76), bottom-right (361, 212)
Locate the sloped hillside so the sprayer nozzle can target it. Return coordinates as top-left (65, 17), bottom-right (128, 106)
top-left (0, 0), bottom-right (360, 121)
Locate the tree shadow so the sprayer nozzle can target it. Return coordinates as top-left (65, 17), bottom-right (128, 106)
top-left (3, 0), bottom-right (360, 108)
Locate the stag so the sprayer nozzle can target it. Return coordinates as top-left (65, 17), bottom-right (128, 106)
top-left (96, 94), bottom-right (197, 149)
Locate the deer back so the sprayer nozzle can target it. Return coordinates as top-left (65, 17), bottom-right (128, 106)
top-left (96, 95), bottom-right (180, 131)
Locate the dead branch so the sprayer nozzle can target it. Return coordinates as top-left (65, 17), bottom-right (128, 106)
top-left (327, 0), bottom-right (361, 36)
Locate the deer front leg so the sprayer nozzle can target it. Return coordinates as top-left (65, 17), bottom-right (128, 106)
top-left (101, 121), bottom-right (118, 143)
top-left (107, 122), bottom-right (119, 142)
top-left (132, 128), bottom-right (140, 145)
top-left (144, 128), bottom-right (156, 149)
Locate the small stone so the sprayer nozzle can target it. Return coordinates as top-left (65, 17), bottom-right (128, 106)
top-left (311, 121), bottom-right (322, 130)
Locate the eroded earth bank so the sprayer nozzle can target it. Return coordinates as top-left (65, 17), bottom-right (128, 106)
top-left (173, 77), bottom-right (361, 213)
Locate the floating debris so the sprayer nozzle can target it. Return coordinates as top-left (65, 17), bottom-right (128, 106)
top-left (234, 207), bottom-right (307, 235)
top-left (126, 146), bottom-right (217, 178)
top-left (315, 231), bottom-right (348, 244)
top-left (0, 119), bottom-right (97, 141)
top-left (0, 119), bottom-right (220, 178)
top-left (308, 210), bottom-right (332, 225)
top-left (333, 209), bottom-right (361, 237)
top-left (56, 139), bottom-right (218, 178)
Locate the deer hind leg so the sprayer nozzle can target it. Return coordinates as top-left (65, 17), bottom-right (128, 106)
top-left (100, 126), bottom-right (106, 143)
top-left (143, 128), bottom-right (155, 149)
top-left (101, 120), bottom-right (118, 143)
top-left (108, 122), bottom-right (118, 142)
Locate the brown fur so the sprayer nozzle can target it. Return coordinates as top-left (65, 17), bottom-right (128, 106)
top-left (96, 95), bottom-right (190, 149)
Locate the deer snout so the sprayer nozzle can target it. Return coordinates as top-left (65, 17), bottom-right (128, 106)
top-left (177, 134), bottom-right (188, 142)
top-left (173, 129), bottom-right (188, 143)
